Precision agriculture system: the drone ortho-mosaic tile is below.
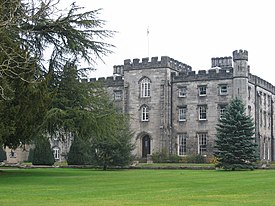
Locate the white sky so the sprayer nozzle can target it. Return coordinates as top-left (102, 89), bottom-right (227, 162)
top-left (61, 0), bottom-right (275, 85)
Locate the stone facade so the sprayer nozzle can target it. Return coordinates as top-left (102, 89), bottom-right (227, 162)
top-left (87, 49), bottom-right (274, 161)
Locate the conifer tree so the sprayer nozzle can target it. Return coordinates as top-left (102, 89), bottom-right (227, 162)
top-left (32, 138), bottom-right (55, 166)
top-left (0, 147), bottom-right (7, 162)
top-left (67, 137), bottom-right (93, 165)
top-left (214, 98), bottom-right (257, 170)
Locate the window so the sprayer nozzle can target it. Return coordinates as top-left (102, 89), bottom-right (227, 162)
top-left (248, 105), bottom-right (252, 117)
top-left (198, 86), bottom-right (207, 96)
top-left (178, 87), bottom-right (187, 97)
top-left (114, 90), bottom-right (122, 101)
top-left (260, 109), bottom-right (262, 127)
top-left (268, 113), bottom-right (271, 128)
top-left (179, 107), bottom-right (187, 121)
top-left (140, 78), bottom-right (151, 97)
top-left (219, 85), bottom-right (228, 95)
top-left (264, 112), bottom-right (266, 127)
top-left (248, 86), bottom-right (251, 100)
top-left (10, 150), bottom-right (17, 158)
top-left (53, 147), bottom-right (60, 160)
top-left (141, 106), bottom-right (149, 121)
top-left (219, 105), bottom-right (226, 119)
top-left (198, 133), bottom-right (207, 154)
top-left (178, 134), bottom-right (187, 156)
top-left (199, 105), bottom-right (207, 120)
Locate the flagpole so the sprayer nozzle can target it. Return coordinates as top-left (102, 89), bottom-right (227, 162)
top-left (147, 27), bottom-right (150, 58)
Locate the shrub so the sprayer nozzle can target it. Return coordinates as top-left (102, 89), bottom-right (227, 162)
top-left (152, 151), bottom-right (180, 163)
top-left (0, 147), bottom-right (7, 162)
top-left (32, 138), bottom-right (55, 166)
top-left (27, 148), bottom-right (34, 162)
top-left (184, 154), bottom-right (206, 164)
top-left (152, 151), bottom-right (168, 163)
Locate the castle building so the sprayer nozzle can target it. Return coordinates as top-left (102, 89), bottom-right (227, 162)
top-left (88, 49), bottom-right (274, 161)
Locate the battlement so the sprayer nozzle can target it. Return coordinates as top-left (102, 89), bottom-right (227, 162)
top-left (123, 56), bottom-right (192, 73)
top-left (172, 68), bottom-right (233, 82)
top-left (249, 73), bottom-right (275, 94)
top-left (233, 49), bottom-right (248, 61)
top-left (211, 56), bottom-right (232, 68)
top-left (80, 76), bottom-right (124, 87)
top-left (97, 76), bottom-right (124, 87)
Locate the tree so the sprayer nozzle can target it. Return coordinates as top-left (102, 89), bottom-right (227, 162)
top-left (214, 98), bottom-right (257, 170)
top-left (0, 0), bottom-right (114, 147)
top-left (67, 136), bottom-right (93, 165)
top-left (91, 113), bottom-right (134, 170)
top-left (32, 138), bottom-right (55, 166)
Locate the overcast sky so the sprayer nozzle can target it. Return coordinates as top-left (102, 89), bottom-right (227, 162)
top-left (61, 0), bottom-right (275, 85)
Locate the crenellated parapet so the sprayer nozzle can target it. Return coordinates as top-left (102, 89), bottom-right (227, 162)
top-left (172, 68), bottom-right (233, 82)
top-left (233, 49), bottom-right (248, 61)
top-left (80, 76), bottom-right (124, 87)
top-left (211, 56), bottom-right (232, 68)
top-left (97, 75), bottom-right (124, 87)
top-left (123, 56), bottom-right (192, 73)
top-left (249, 73), bottom-right (275, 94)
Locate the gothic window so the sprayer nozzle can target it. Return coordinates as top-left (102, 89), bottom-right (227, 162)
top-left (248, 86), bottom-right (251, 100)
top-left (178, 87), bottom-right (187, 97)
top-left (178, 134), bottom-right (187, 156)
top-left (178, 107), bottom-right (187, 121)
top-left (114, 90), bottom-right (122, 101)
top-left (141, 105), bottom-right (149, 122)
top-left (219, 85), bottom-right (228, 95)
top-left (140, 77), bottom-right (151, 98)
top-left (198, 133), bottom-right (207, 154)
top-left (53, 147), bottom-right (60, 160)
top-left (198, 86), bottom-right (207, 96)
top-left (199, 105), bottom-right (207, 120)
top-left (264, 93), bottom-right (266, 106)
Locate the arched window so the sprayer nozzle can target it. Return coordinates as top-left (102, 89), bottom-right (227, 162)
top-left (141, 105), bottom-right (149, 121)
top-left (140, 77), bottom-right (151, 97)
top-left (53, 147), bottom-right (60, 160)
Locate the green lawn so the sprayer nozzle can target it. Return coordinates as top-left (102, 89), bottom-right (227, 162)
top-left (1, 168), bottom-right (275, 206)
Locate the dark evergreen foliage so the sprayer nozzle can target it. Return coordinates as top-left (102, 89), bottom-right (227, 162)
top-left (27, 148), bottom-right (34, 163)
top-left (214, 98), bottom-right (257, 170)
top-left (32, 138), bottom-right (55, 166)
top-left (67, 137), bottom-right (94, 165)
top-left (0, 0), bottom-right (113, 148)
top-left (0, 147), bottom-right (7, 162)
top-left (91, 117), bottom-right (134, 170)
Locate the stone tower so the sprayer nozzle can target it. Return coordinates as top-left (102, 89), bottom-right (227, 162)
top-left (232, 49), bottom-right (249, 106)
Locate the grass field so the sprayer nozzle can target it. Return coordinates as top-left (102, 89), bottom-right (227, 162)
top-left (1, 168), bottom-right (275, 206)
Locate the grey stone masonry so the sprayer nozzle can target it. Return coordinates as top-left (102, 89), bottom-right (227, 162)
top-left (98, 49), bottom-right (275, 162)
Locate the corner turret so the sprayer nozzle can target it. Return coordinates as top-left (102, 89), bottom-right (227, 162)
top-left (232, 49), bottom-right (249, 104)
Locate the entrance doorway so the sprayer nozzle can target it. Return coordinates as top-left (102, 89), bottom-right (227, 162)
top-left (142, 135), bottom-right (151, 158)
